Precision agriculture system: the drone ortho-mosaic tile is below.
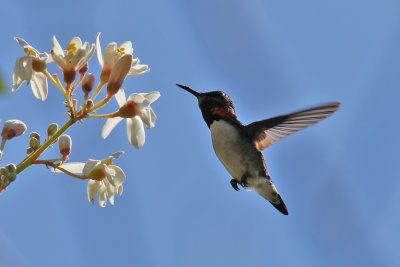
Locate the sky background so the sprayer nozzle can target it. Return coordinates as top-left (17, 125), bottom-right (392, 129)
top-left (0, 0), bottom-right (399, 266)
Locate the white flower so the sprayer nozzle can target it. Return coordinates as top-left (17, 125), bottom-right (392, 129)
top-left (52, 151), bottom-right (125, 207)
top-left (102, 89), bottom-right (160, 149)
top-left (51, 34), bottom-right (96, 84)
top-left (96, 33), bottom-right (150, 85)
top-left (12, 37), bottom-right (51, 100)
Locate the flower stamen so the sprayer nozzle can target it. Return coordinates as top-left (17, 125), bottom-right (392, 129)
top-left (115, 47), bottom-right (125, 55)
top-left (24, 47), bottom-right (37, 57)
top-left (67, 43), bottom-right (77, 54)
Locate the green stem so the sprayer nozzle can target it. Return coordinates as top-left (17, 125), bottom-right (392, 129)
top-left (71, 74), bottom-right (84, 93)
top-left (89, 95), bottom-right (111, 112)
top-left (0, 137), bottom-right (6, 163)
top-left (16, 119), bottom-right (75, 174)
top-left (90, 81), bottom-right (105, 101)
top-left (86, 113), bottom-right (116, 119)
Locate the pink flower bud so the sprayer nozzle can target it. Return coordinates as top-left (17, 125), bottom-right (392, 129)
top-left (106, 54), bottom-right (132, 96)
top-left (59, 134), bottom-right (72, 158)
top-left (1, 120), bottom-right (27, 140)
top-left (82, 73), bottom-right (95, 94)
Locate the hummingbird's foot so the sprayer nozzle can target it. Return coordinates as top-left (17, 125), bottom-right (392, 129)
top-left (240, 175), bottom-right (249, 188)
top-left (230, 179), bottom-right (240, 191)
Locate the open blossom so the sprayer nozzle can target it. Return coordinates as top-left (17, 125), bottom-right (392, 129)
top-left (53, 151), bottom-right (125, 207)
top-left (12, 37), bottom-right (51, 100)
top-left (102, 89), bottom-right (160, 149)
top-left (95, 33), bottom-right (150, 85)
top-left (51, 34), bottom-right (96, 84)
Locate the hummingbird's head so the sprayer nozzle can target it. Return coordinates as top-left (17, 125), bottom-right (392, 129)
top-left (177, 84), bottom-right (237, 127)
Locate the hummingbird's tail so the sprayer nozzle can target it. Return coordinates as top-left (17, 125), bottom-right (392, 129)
top-left (254, 180), bottom-right (288, 215)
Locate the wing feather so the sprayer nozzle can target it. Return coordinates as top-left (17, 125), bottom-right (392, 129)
top-left (246, 102), bottom-right (340, 150)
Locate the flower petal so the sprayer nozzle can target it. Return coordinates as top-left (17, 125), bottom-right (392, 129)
top-left (76, 43), bottom-right (96, 71)
top-left (102, 117), bottom-right (124, 139)
top-left (51, 51), bottom-right (68, 70)
top-left (141, 91), bottom-right (161, 104)
top-left (107, 54), bottom-right (132, 96)
top-left (31, 72), bottom-right (48, 101)
top-left (95, 32), bottom-right (103, 67)
top-left (14, 37), bottom-right (29, 47)
top-left (52, 36), bottom-right (64, 57)
top-left (127, 64), bottom-right (150, 76)
top-left (115, 88), bottom-right (127, 107)
top-left (83, 159), bottom-right (100, 175)
top-left (119, 41), bottom-right (133, 55)
top-left (98, 185), bottom-right (107, 207)
top-left (117, 185), bottom-right (123, 196)
top-left (108, 165), bottom-right (126, 187)
top-left (69, 37), bottom-right (83, 50)
top-left (104, 165), bottom-right (115, 186)
top-left (140, 108), bottom-right (157, 129)
top-left (106, 181), bottom-right (115, 205)
top-left (87, 180), bottom-right (102, 204)
top-left (103, 42), bottom-right (117, 72)
top-left (13, 57), bottom-right (32, 89)
top-left (102, 151), bottom-right (125, 164)
top-left (126, 116), bottom-right (145, 149)
top-left (52, 162), bottom-right (85, 173)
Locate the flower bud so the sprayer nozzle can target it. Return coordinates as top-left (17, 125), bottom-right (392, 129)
top-left (106, 54), bottom-right (132, 96)
top-left (0, 167), bottom-right (9, 176)
top-left (5, 164), bottom-right (16, 182)
top-left (27, 147), bottom-right (34, 155)
top-left (116, 100), bottom-right (138, 118)
top-left (79, 63), bottom-right (88, 75)
top-left (29, 136), bottom-right (40, 150)
top-left (47, 123), bottom-right (58, 138)
top-left (1, 120), bottom-right (27, 140)
top-left (59, 134), bottom-right (72, 158)
top-left (30, 132), bottom-right (40, 142)
top-left (82, 73), bottom-right (95, 94)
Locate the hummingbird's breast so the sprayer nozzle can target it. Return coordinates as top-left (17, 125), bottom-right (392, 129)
top-left (209, 120), bottom-right (267, 184)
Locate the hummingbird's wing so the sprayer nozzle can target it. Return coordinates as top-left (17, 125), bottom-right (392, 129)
top-left (245, 102), bottom-right (340, 150)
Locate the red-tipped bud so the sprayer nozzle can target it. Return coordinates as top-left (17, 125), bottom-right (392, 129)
top-left (59, 134), bottom-right (72, 158)
top-left (82, 73), bottom-right (95, 94)
top-left (1, 120), bottom-right (27, 140)
top-left (106, 54), bottom-right (132, 96)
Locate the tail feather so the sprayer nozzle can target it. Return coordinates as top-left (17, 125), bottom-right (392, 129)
top-left (269, 195), bottom-right (288, 215)
top-left (255, 181), bottom-right (289, 215)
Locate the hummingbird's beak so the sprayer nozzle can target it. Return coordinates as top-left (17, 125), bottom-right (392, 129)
top-left (176, 84), bottom-right (200, 97)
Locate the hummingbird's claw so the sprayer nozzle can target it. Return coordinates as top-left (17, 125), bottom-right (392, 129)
top-left (230, 179), bottom-right (240, 191)
top-left (240, 175), bottom-right (249, 188)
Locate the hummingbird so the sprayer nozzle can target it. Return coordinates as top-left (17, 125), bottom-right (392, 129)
top-left (177, 84), bottom-right (340, 215)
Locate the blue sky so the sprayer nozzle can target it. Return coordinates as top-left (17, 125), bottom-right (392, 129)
top-left (0, 0), bottom-right (399, 266)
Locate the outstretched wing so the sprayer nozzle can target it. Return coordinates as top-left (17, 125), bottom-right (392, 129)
top-left (245, 102), bottom-right (340, 150)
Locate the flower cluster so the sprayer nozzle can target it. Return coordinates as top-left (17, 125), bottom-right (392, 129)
top-left (3, 33), bottom-right (160, 207)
